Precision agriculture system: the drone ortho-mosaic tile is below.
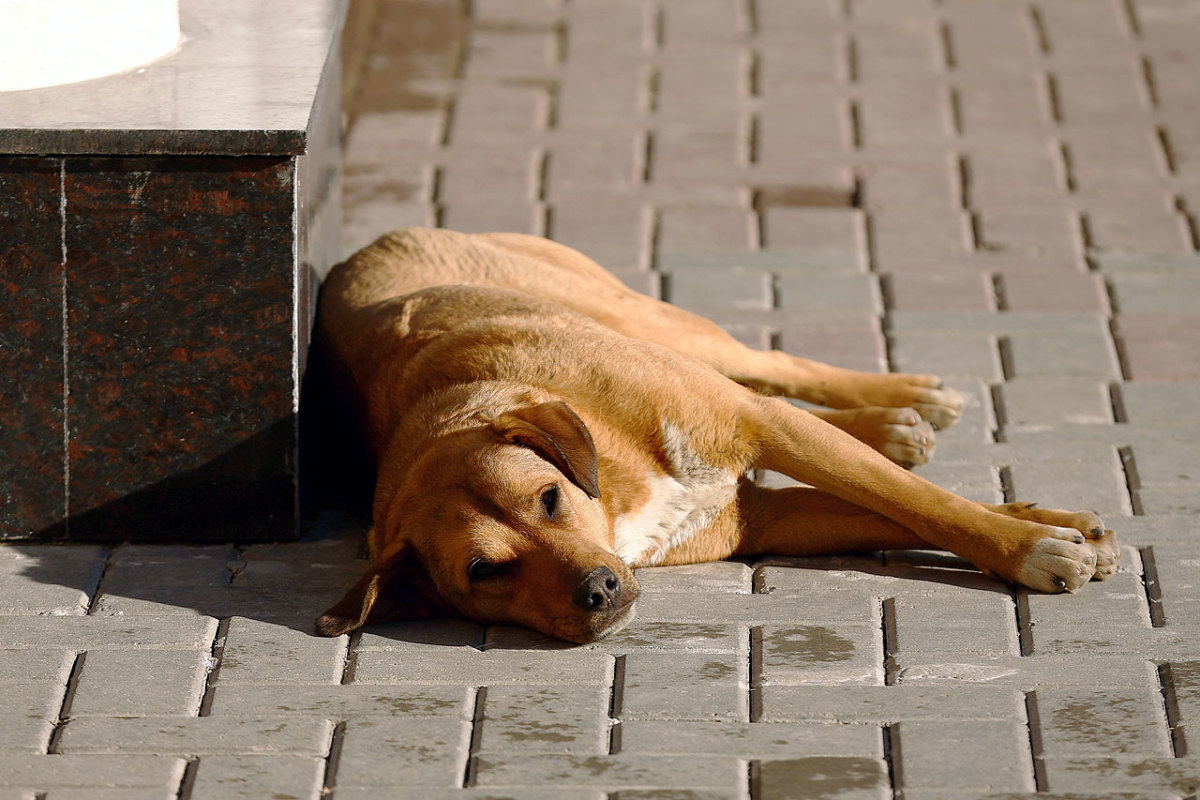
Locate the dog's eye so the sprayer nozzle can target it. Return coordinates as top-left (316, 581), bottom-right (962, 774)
top-left (467, 557), bottom-right (497, 582)
top-left (540, 485), bottom-right (559, 517)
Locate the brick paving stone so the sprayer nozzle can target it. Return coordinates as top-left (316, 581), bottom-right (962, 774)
top-left (0, 546), bottom-right (105, 616)
top-left (470, 753), bottom-right (745, 791)
top-left (882, 272), bottom-right (994, 312)
top-left (0, 616), bottom-right (217, 650)
top-left (759, 685), bottom-right (1026, 724)
top-left (215, 617), bottom-right (346, 685)
top-left (619, 719), bottom-right (883, 758)
top-left (775, 273), bottom-right (882, 313)
top-left (336, 717), bottom-right (470, 788)
top-left (759, 756), bottom-right (890, 800)
top-left (1005, 456), bottom-right (1132, 518)
top-left (188, 755), bottom-right (325, 800)
top-left (1006, 328), bottom-right (1121, 379)
top-left (68, 649), bottom-right (209, 716)
top-left (1038, 688), bottom-right (1174, 758)
top-left (352, 648), bottom-right (613, 686)
top-left (664, 266), bottom-right (774, 311)
top-left (56, 716), bottom-right (333, 756)
top-left (336, 791), bottom-right (605, 800)
top-left (887, 329), bottom-right (1003, 381)
top-left (895, 654), bottom-right (1159, 691)
top-left (0, 649), bottom-right (74, 683)
top-left (999, 377), bottom-right (1113, 428)
top-left (760, 622), bottom-right (884, 685)
top-left (477, 684), bottom-right (611, 755)
top-left (206, 683), bottom-right (469, 720)
top-left (635, 585), bottom-right (881, 625)
top-left (0, 755), bottom-right (186, 789)
top-left (898, 720), bottom-right (1034, 793)
top-left (634, 562), bottom-right (753, 593)
top-left (656, 208), bottom-right (757, 252)
top-left (621, 650), bottom-right (747, 722)
top-left (1000, 271), bottom-right (1109, 314)
top-left (0, 681), bottom-right (61, 753)
top-left (1041, 755), bottom-right (1200, 796)
top-left (1115, 313), bottom-right (1200, 380)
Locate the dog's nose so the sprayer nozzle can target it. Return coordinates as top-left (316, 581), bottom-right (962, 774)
top-left (573, 566), bottom-right (622, 612)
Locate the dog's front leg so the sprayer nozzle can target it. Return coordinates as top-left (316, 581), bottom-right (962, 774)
top-left (741, 394), bottom-right (1116, 592)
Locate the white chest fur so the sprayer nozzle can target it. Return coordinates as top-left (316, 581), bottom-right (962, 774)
top-left (612, 423), bottom-right (738, 567)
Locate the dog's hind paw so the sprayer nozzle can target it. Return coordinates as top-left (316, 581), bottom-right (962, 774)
top-left (814, 406), bottom-right (937, 467)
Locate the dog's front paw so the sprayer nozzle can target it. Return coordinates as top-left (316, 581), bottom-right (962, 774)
top-left (856, 373), bottom-right (964, 431)
top-left (992, 506), bottom-right (1119, 591)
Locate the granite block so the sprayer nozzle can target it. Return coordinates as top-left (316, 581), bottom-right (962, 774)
top-left (0, 157), bottom-right (67, 537)
top-left (62, 156), bottom-right (297, 541)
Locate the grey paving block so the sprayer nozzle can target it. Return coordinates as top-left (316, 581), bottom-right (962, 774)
top-left (485, 620), bottom-right (746, 654)
top-left (0, 755), bottom-right (186, 788)
top-left (0, 546), bottom-right (106, 615)
top-left (759, 685), bottom-right (1026, 723)
top-left (1119, 381), bottom-right (1200, 424)
top-left (895, 654), bottom-right (1158, 690)
top-left (0, 616), bottom-right (217, 650)
top-left (0, 681), bottom-right (61, 753)
top-left (887, 330), bottom-right (1003, 382)
top-left (635, 588), bottom-right (881, 625)
top-left (1000, 377), bottom-right (1114, 428)
top-left (1040, 755), bottom-right (1200, 796)
top-left (352, 648), bottom-right (614, 686)
top-left (1037, 688), bottom-right (1174, 758)
top-left (56, 716), bottom-right (334, 756)
top-left (619, 720), bottom-right (883, 758)
top-left (335, 718), bottom-right (470, 787)
top-left (0, 649), bottom-right (74, 683)
top-left (776, 273), bottom-right (881, 313)
top-left (621, 651), bottom-right (747, 722)
top-left (1005, 457), bottom-right (1132, 517)
top-left (1024, 572), bottom-right (1152, 632)
top-left (664, 266), bottom-right (774, 311)
top-left (357, 619), bottom-right (487, 651)
top-left (99, 545), bottom-right (236, 594)
top-left (334, 791), bottom-right (605, 800)
top-left (1006, 329), bottom-right (1121, 379)
top-left (633, 562), bottom-right (753, 593)
top-left (760, 623), bottom-right (884, 685)
top-left (471, 753), bottom-right (745, 791)
top-left (758, 756), bottom-right (889, 800)
top-left (477, 685), bottom-right (611, 755)
top-left (68, 649), bottom-right (209, 716)
top-left (216, 616), bottom-right (347, 685)
top-left (898, 720), bottom-right (1034, 792)
top-left (206, 683), bottom-right (470, 720)
top-left (188, 755), bottom-right (325, 800)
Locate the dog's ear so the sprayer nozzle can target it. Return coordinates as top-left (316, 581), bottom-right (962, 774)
top-left (494, 401), bottom-right (601, 499)
top-left (314, 542), bottom-right (454, 637)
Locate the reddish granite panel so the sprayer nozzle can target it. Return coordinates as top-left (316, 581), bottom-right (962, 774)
top-left (0, 157), bottom-right (67, 538)
top-left (63, 156), bottom-right (298, 540)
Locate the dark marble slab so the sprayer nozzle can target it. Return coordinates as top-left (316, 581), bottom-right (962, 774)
top-left (0, 0), bottom-right (346, 156)
top-left (0, 157), bottom-right (67, 536)
top-left (62, 156), bottom-right (298, 540)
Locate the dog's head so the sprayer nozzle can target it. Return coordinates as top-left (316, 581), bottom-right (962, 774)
top-left (316, 400), bottom-right (639, 643)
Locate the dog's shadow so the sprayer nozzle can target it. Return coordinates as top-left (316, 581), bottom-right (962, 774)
top-left (6, 523), bottom-right (1008, 645)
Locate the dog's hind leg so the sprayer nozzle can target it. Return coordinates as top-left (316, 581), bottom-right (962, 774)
top-left (740, 392), bottom-right (1114, 591)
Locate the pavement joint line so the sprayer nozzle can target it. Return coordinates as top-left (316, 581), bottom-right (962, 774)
top-left (883, 723), bottom-right (903, 799)
top-left (462, 686), bottom-right (487, 788)
top-left (175, 756), bottom-right (199, 800)
top-left (989, 383), bottom-right (1008, 443)
top-left (996, 335), bottom-right (1015, 381)
top-left (607, 655), bottom-right (626, 755)
top-left (46, 650), bottom-right (85, 755)
top-left (881, 598), bottom-right (899, 688)
top-left (197, 617), bottom-right (231, 717)
top-left (341, 630), bottom-right (361, 685)
top-left (747, 758), bottom-right (761, 800)
top-left (1108, 381), bottom-right (1128, 423)
top-left (1140, 545), bottom-right (1166, 628)
top-left (320, 720), bottom-right (347, 798)
top-left (1119, 445), bottom-right (1144, 516)
top-left (748, 625), bottom-right (763, 723)
top-left (1157, 663), bottom-right (1189, 759)
top-left (84, 545), bottom-right (117, 614)
top-left (998, 465), bottom-right (1015, 503)
top-left (1024, 691), bottom-right (1048, 792)
top-left (1014, 588), bottom-right (1034, 658)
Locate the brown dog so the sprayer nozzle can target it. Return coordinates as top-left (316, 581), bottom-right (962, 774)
top-left (313, 227), bottom-right (1119, 643)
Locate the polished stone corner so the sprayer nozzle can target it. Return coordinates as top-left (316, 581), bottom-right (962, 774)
top-left (0, 0), bottom-right (345, 541)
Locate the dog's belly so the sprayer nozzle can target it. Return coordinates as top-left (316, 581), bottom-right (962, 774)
top-left (612, 423), bottom-right (739, 567)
